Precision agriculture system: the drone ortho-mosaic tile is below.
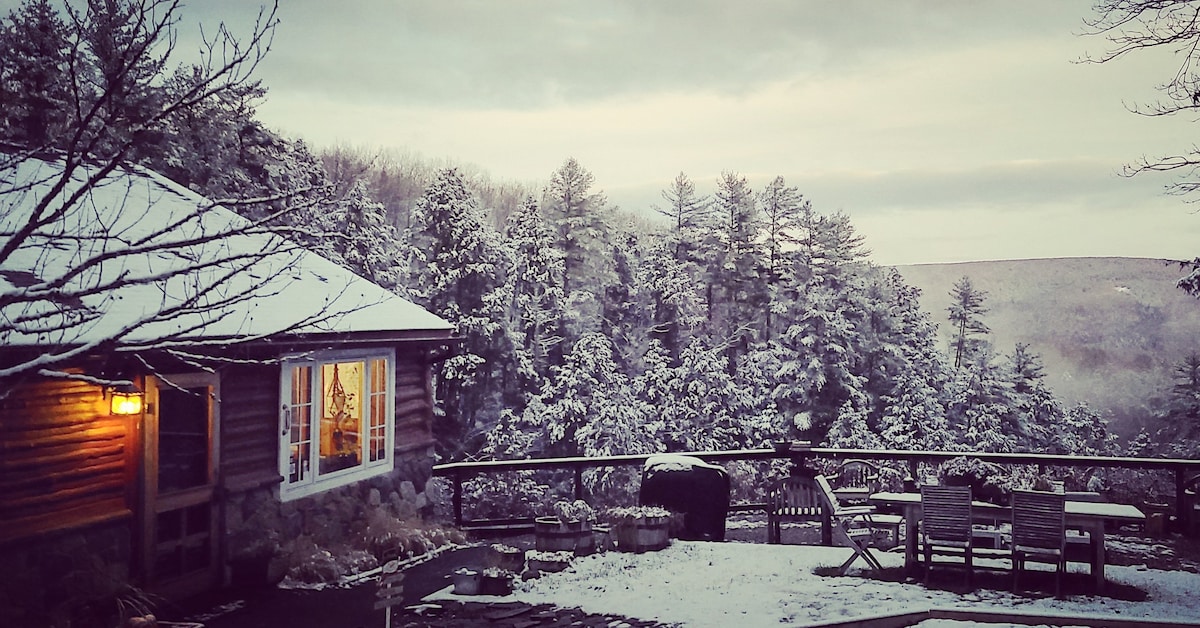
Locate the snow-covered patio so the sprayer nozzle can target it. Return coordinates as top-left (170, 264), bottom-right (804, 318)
top-left (428, 534), bottom-right (1200, 627)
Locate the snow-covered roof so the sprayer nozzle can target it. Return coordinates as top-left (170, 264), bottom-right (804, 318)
top-left (0, 155), bottom-right (452, 350)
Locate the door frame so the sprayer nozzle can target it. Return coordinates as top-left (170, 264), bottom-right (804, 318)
top-left (140, 372), bottom-right (221, 599)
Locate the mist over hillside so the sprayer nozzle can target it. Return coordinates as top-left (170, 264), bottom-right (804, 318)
top-left (895, 257), bottom-right (1200, 439)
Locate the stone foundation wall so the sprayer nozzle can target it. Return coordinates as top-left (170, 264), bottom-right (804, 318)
top-left (0, 519), bottom-right (133, 628)
top-left (223, 445), bottom-right (443, 583)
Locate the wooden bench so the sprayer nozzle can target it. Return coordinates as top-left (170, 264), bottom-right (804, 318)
top-left (766, 475), bottom-right (828, 544)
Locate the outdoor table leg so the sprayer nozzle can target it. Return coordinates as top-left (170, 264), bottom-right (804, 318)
top-left (1087, 521), bottom-right (1106, 593)
top-left (903, 503), bottom-right (920, 576)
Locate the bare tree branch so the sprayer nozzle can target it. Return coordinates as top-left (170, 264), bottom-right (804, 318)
top-left (0, 1), bottom-right (405, 389)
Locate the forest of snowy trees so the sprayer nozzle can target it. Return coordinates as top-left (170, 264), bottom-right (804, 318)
top-left (4, 0), bottom-right (1200, 486)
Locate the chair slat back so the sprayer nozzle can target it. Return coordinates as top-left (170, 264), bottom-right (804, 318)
top-left (769, 475), bottom-right (823, 516)
top-left (920, 485), bottom-right (972, 542)
top-left (814, 474), bottom-right (841, 513)
top-left (1011, 489), bottom-right (1065, 550)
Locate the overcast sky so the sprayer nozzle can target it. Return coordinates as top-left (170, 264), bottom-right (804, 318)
top-left (161, 2), bottom-right (1200, 263)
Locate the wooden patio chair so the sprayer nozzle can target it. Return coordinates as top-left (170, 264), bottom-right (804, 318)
top-left (1011, 489), bottom-right (1067, 597)
top-left (920, 484), bottom-right (974, 587)
top-left (828, 459), bottom-right (903, 547)
top-left (829, 459), bottom-right (880, 503)
top-left (766, 474), bottom-right (825, 545)
top-left (1185, 474), bottom-right (1200, 537)
top-left (814, 475), bottom-right (887, 574)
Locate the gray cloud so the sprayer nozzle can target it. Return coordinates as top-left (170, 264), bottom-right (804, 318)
top-left (180, 0), bottom-right (1093, 109)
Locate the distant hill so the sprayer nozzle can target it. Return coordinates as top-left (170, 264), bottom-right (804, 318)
top-left (894, 257), bottom-right (1200, 438)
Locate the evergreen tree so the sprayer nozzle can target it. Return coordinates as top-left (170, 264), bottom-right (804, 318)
top-left (542, 158), bottom-right (614, 348)
top-left (826, 395), bottom-right (883, 450)
top-left (539, 332), bottom-right (645, 458)
top-left (774, 208), bottom-right (872, 438)
top-left (542, 157), bottom-right (609, 298)
top-left (504, 196), bottom-right (566, 399)
top-left (70, 0), bottom-right (176, 159)
top-left (707, 171), bottom-right (764, 368)
top-left (637, 240), bottom-right (704, 364)
top-left (655, 171), bottom-right (712, 262)
top-left (601, 229), bottom-right (643, 369)
top-left (945, 349), bottom-right (1019, 452)
top-left (314, 181), bottom-right (404, 292)
top-left (407, 168), bottom-right (512, 455)
top-left (1006, 343), bottom-right (1057, 451)
top-left (0, 0), bottom-right (72, 146)
top-left (947, 276), bottom-right (990, 369)
top-left (758, 176), bottom-right (806, 340)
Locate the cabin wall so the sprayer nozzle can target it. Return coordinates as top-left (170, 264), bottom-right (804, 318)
top-left (0, 378), bottom-right (136, 628)
top-left (0, 344), bottom-right (443, 622)
top-left (218, 349), bottom-right (440, 581)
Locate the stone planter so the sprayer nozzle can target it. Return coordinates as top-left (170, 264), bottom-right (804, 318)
top-left (535, 517), bottom-right (595, 555)
top-left (613, 515), bottom-right (670, 553)
top-left (479, 571), bottom-right (514, 596)
top-left (451, 568), bottom-right (481, 595)
top-left (526, 550), bottom-right (573, 574)
top-left (487, 544), bottom-right (525, 573)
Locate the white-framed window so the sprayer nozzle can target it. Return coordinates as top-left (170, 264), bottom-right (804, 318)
top-left (279, 348), bottom-right (395, 501)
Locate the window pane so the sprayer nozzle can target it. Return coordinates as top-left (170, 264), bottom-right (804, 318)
top-left (368, 358), bottom-right (388, 462)
top-left (288, 366), bottom-right (313, 483)
top-left (320, 361), bottom-right (363, 475)
top-left (158, 386), bottom-right (210, 492)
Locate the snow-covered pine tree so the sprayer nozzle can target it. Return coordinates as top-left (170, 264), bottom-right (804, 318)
top-left (637, 240), bottom-right (705, 365)
top-left (654, 171), bottom-right (712, 263)
top-left (773, 207), bottom-right (871, 440)
top-left (0, 0), bottom-right (72, 146)
top-left (503, 196), bottom-right (566, 399)
top-left (407, 168), bottom-right (513, 456)
top-left (541, 158), bottom-right (615, 350)
top-left (539, 332), bottom-right (652, 458)
top-left (705, 171), bottom-right (765, 368)
top-left (758, 176), bottom-right (807, 341)
top-left (947, 275), bottom-right (990, 370)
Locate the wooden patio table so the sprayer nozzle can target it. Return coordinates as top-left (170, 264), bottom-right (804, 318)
top-left (869, 491), bottom-right (1146, 592)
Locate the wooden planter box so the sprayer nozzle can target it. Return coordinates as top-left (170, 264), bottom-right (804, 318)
top-left (479, 573), bottom-right (513, 596)
top-left (535, 517), bottom-right (595, 555)
top-left (613, 515), bottom-right (670, 553)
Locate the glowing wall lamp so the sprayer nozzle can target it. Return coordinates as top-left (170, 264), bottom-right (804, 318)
top-left (109, 382), bottom-right (145, 416)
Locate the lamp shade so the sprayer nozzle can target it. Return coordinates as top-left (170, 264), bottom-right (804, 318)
top-left (109, 383), bottom-right (144, 415)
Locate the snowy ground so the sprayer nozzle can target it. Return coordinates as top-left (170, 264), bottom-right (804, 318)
top-left (427, 538), bottom-right (1200, 627)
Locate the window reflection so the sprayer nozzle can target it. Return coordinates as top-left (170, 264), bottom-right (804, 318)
top-left (320, 361), bottom-right (363, 474)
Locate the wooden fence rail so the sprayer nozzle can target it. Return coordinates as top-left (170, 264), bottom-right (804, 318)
top-left (432, 446), bottom-right (1200, 534)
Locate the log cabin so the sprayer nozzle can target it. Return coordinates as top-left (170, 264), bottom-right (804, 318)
top-left (0, 156), bottom-right (455, 625)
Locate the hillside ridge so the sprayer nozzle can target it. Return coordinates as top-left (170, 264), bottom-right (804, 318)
top-left (893, 256), bottom-right (1200, 437)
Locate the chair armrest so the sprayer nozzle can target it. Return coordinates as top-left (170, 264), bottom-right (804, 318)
top-left (834, 505), bottom-right (875, 517)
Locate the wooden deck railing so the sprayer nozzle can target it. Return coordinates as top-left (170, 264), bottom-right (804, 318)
top-left (432, 446), bottom-right (1200, 534)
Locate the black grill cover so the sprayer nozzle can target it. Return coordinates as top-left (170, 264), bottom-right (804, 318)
top-left (639, 454), bottom-right (730, 541)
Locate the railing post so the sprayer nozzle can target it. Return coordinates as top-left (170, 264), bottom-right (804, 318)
top-left (1176, 467), bottom-right (1188, 535)
top-left (574, 464), bottom-right (584, 502)
top-left (453, 469), bottom-right (463, 528)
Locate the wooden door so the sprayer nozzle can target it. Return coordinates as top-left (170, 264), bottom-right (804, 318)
top-left (142, 373), bottom-right (220, 599)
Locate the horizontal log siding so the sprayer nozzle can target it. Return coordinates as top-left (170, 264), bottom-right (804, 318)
top-left (218, 363), bottom-right (280, 489)
top-left (395, 356), bottom-right (434, 453)
top-left (216, 353), bottom-right (436, 486)
top-left (0, 379), bottom-right (132, 542)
